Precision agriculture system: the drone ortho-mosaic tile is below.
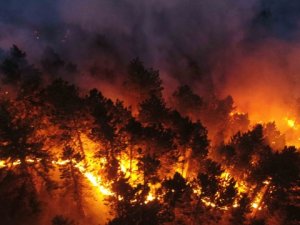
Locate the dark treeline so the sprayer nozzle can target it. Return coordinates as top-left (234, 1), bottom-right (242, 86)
top-left (0, 45), bottom-right (299, 225)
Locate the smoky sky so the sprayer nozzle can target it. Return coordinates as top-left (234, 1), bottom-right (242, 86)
top-left (1, 0), bottom-right (300, 98)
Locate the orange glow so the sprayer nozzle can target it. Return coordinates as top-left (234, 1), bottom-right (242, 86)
top-left (250, 177), bottom-right (272, 213)
top-left (0, 133), bottom-right (277, 216)
top-left (119, 154), bottom-right (141, 185)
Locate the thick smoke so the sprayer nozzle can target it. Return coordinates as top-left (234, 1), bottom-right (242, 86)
top-left (0, 1), bottom-right (257, 76)
top-left (1, 0), bottom-right (300, 120)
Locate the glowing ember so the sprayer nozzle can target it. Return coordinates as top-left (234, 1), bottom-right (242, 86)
top-left (285, 118), bottom-right (297, 129)
top-left (251, 202), bottom-right (259, 209)
top-left (145, 193), bottom-right (155, 203)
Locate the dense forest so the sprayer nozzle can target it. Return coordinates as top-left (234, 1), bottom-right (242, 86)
top-left (0, 45), bottom-right (299, 225)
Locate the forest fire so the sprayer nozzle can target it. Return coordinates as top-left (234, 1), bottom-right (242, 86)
top-left (0, 47), bottom-right (298, 225)
top-left (1, 1), bottom-right (300, 224)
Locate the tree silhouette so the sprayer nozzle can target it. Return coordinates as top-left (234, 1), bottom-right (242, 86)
top-left (166, 110), bottom-right (208, 177)
top-left (108, 173), bottom-right (169, 225)
top-left (162, 172), bottom-right (190, 207)
top-left (201, 95), bottom-right (234, 144)
top-left (228, 112), bottom-right (250, 139)
top-left (123, 58), bottom-right (163, 106)
top-left (137, 154), bottom-right (160, 186)
top-left (171, 85), bottom-right (203, 120)
top-left (0, 99), bottom-right (52, 224)
top-left (87, 89), bottom-right (126, 161)
top-left (0, 100), bottom-right (51, 175)
top-left (40, 79), bottom-right (88, 162)
top-left (263, 122), bottom-right (285, 150)
top-left (123, 118), bottom-right (144, 175)
top-left (252, 146), bottom-right (300, 213)
top-left (138, 94), bottom-right (169, 126)
top-left (59, 146), bottom-right (85, 216)
top-left (0, 45), bottom-right (43, 99)
top-left (0, 45), bottom-right (26, 84)
top-left (219, 124), bottom-right (266, 177)
top-left (51, 215), bottom-right (75, 225)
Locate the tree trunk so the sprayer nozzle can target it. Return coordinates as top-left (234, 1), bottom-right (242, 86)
top-left (73, 119), bottom-right (87, 166)
top-left (69, 161), bottom-right (85, 217)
